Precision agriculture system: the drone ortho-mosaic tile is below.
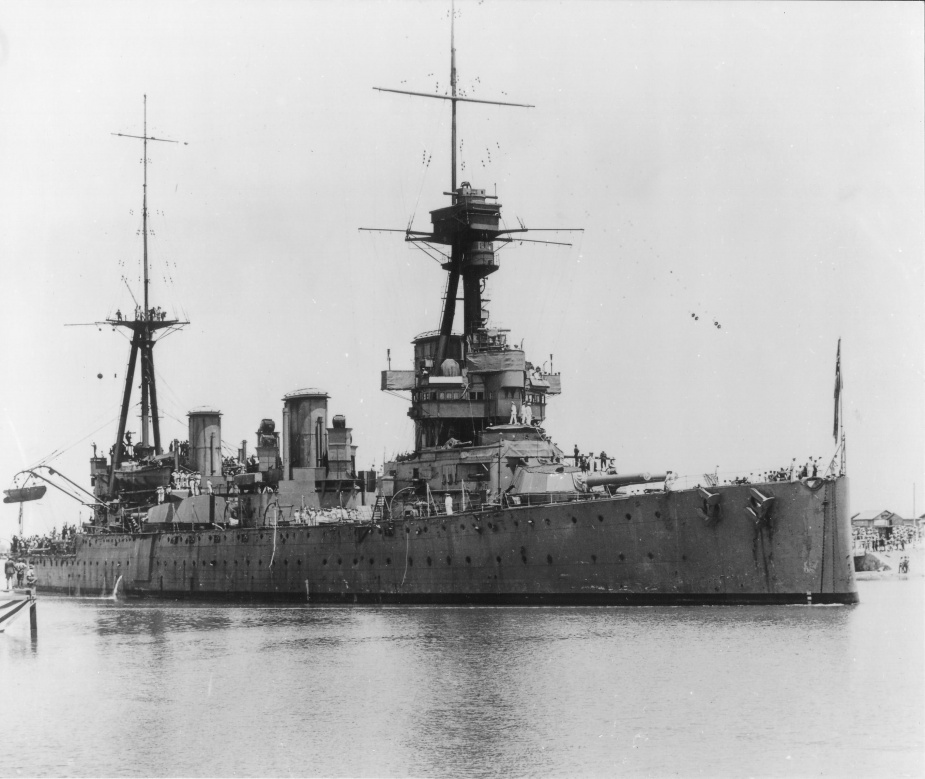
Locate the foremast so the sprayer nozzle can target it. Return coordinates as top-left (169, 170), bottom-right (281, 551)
top-left (373, 2), bottom-right (575, 450)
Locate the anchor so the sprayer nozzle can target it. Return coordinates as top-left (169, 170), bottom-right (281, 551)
top-left (696, 486), bottom-right (723, 524)
top-left (745, 487), bottom-right (776, 525)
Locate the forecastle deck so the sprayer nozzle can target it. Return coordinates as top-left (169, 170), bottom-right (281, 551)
top-left (32, 476), bottom-right (857, 605)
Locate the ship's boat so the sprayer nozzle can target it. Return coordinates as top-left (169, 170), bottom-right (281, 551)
top-left (3, 486), bottom-right (47, 504)
top-left (8, 13), bottom-right (858, 605)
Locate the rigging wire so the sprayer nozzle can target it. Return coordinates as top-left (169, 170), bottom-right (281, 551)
top-left (29, 409), bottom-right (127, 470)
top-left (406, 98), bottom-right (451, 231)
top-left (151, 366), bottom-right (189, 426)
top-left (409, 239), bottom-right (450, 265)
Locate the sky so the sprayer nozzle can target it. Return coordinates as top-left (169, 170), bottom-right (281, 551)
top-left (1, 0), bottom-right (922, 538)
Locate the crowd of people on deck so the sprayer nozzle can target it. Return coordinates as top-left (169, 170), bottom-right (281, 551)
top-left (571, 448), bottom-right (612, 473)
top-left (746, 458), bottom-right (824, 484)
top-left (9, 524), bottom-right (78, 556)
top-left (565, 448), bottom-right (831, 486)
top-left (712, 458), bottom-right (826, 487)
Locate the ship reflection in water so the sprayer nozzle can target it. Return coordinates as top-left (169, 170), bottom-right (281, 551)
top-left (0, 581), bottom-right (920, 778)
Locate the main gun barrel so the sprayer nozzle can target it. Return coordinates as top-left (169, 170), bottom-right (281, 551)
top-left (583, 471), bottom-right (666, 490)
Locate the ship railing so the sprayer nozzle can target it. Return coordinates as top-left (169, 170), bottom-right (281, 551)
top-left (661, 466), bottom-right (832, 493)
top-left (15, 542), bottom-right (77, 557)
top-left (385, 489), bottom-right (622, 521)
top-left (499, 492), bottom-right (613, 507)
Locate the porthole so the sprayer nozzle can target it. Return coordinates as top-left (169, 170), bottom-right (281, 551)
top-left (369, 558), bottom-right (375, 565)
top-left (460, 524), bottom-right (465, 530)
top-left (408, 557), bottom-right (413, 566)
top-left (546, 554), bottom-right (553, 564)
top-left (647, 552), bottom-right (654, 559)
top-left (385, 558), bottom-right (391, 565)
top-left (427, 557), bottom-right (432, 566)
top-left (322, 559), bottom-right (328, 566)
top-left (598, 515), bottom-right (604, 523)
top-left (625, 513), bottom-right (632, 521)
top-left (591, 554), bottom-right (597, 563)
top-left (655, 511), bottom-right (661, 519)
top-left (571, 517), bottom-right (577, 524)
top-left (496, 556), bottom-right (501, 563)
top-left (337, 558), bottom-right (342, 565)
top-left (618, 553), bottom-right (625, 561)
top-left (465, 556), bottom-right (471, 564)
top-left (446, 556), bottom-right (452, 565)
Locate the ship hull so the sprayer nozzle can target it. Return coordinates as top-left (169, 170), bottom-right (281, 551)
top-left (31, 476), bottom-right (858, 605)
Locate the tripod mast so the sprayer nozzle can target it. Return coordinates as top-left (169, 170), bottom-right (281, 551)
top-left (108, 96), bottom-right (187, 492)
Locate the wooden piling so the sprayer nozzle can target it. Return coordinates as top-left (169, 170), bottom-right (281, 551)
top-left (29, 589), bottom-right (37, 639)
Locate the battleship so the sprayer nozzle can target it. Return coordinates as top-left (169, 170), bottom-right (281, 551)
top-left (4, 16), bottom-right (858, 605)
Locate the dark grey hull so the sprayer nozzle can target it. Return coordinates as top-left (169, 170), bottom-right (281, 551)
top-left (32, 477), bottom-right (859, 606)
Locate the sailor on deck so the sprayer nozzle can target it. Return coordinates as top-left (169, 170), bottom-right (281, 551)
top-left (509, 402), bottom-right (518, 424)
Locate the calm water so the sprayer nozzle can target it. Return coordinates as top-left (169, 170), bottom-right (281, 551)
top-left (1, 581), bottom-right (922, 778)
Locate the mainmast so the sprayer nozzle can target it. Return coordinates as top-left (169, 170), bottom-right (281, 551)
top-left (142, 95), bottom-right (151, 320)
top-left (140, 95), bottom-right (151, 449)
top-left (107, 96), bottom-right (187, 493)
top-left (450, 5), bottom-right (457, 191)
